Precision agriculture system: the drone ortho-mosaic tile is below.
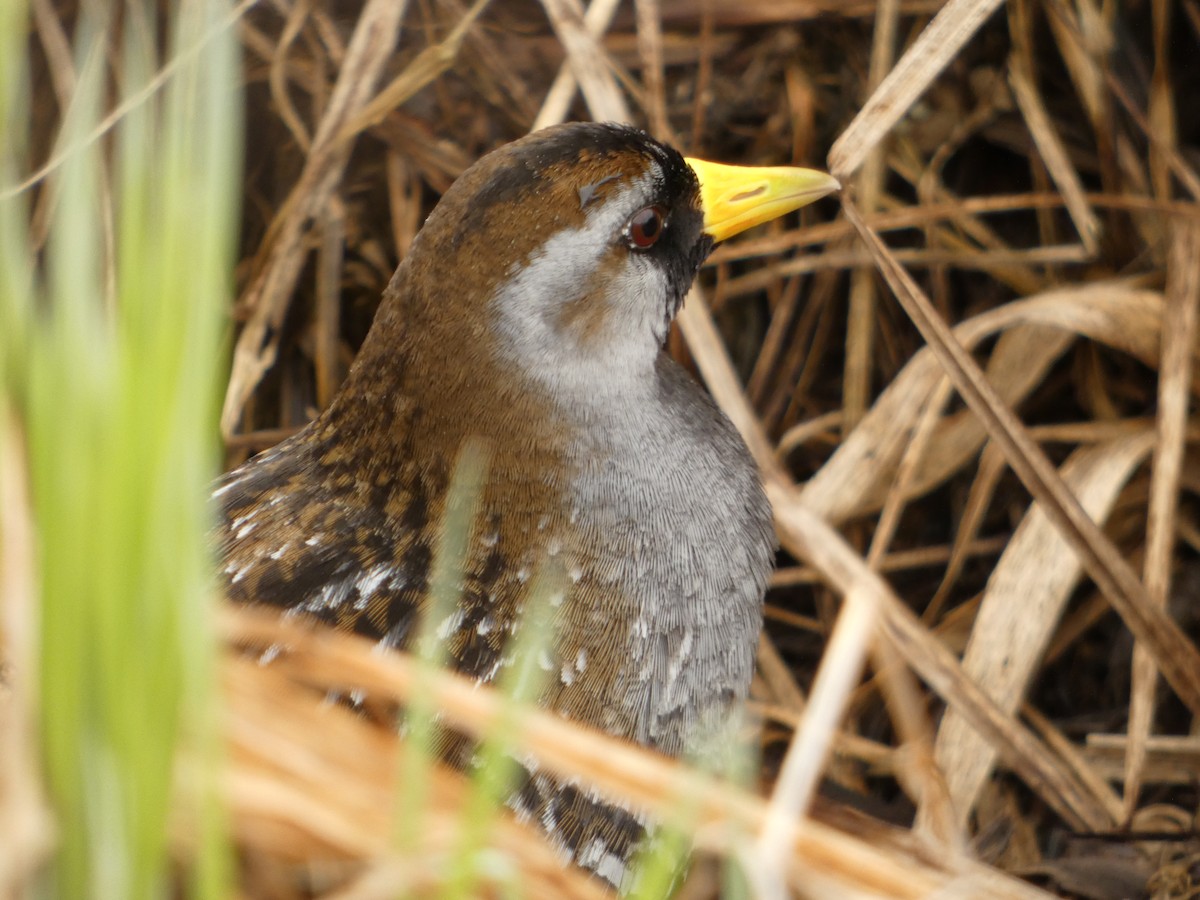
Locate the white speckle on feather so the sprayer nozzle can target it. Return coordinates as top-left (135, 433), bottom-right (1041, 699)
top-left (479, 657), bottom-right (504, 682)
top-left (541, 797), bottom-right (559, 832)
top-left (302, 579), bottom-right (353, 614)
top-left (211, 477), bottom-right (240, 499)
top-left (575, 648), bottom-right (587, 672)
top-left (230, 510), bottom-right (258, 539)
top-left (304, 535), bottom-right (323, 547)
top-left (516, 752), bottom-right (541, 775)
top-left (537, 514), bottom-right (549, 531)
top-left (477, 614), bottom-right (496, 636)
top-left (257, 643), bottom-right (282, 666)
top-left (546, 537), bottom-right (562, 557)
top-left (568, 563), bottom-right (583, 584)
top-left (267, 542), bottom-right (291, 560)
top-left (516, 566), bottom-right (530, 584)
top-left (482, 531), bottom-right (499, 547)
top-left (577, 837), bottom-right (628, 889)
top-left (377, 619), bottom-right (408, 650)
top-left (226, 559), bottom-right (255, 584)
top-left (436, 609), bottom-right (465, 640)
top-left (667, 629), bottom-right (694, 683)
top-left (356, 565), bottom-right (391, 600)
top-left (508, 791), bottom-right (533, 824)
top-left (537, 649), bottom-right (554, 672)
top-left (560, 662), bottom-right (575, 686)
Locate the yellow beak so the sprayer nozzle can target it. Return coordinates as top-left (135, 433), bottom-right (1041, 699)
top-left (684, 158), bottom-right (840, 243)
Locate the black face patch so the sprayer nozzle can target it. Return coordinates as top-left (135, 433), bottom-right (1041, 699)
top-left (535, 124), bottom-right (711, 323)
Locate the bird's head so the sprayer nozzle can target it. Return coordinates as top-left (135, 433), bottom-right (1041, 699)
top-left (389, 123), bottom-right (838, 402)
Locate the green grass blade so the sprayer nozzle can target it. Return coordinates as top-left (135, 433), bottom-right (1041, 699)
top-left (2, 2), bottom-right (242, 896)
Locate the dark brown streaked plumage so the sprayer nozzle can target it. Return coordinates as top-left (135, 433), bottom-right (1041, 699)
top-left (216, 122), bottom-right (838, 888)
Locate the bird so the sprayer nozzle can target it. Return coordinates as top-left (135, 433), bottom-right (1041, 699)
top-left (215, 121), bottom-right (838, 888)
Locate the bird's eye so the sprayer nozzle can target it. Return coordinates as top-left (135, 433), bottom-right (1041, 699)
top-left (627, 206), bottom-right (666, 250)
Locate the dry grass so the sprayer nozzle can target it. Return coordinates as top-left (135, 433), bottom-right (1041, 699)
top-left (8, 0), bottom-right (1200, 897)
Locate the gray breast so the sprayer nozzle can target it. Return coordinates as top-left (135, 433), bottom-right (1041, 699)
top-left (565, 357), bottom-right (775, 753)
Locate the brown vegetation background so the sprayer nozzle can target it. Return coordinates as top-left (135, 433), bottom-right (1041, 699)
top-left (31, 0), bottom-right (1200, 897)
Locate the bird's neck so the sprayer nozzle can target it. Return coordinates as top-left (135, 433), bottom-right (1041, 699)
top-left (304, 262), bottom-right (576, 497)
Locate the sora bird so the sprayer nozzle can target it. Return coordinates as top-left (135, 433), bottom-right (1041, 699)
top-left (216, 122), bottom-right (838, 887)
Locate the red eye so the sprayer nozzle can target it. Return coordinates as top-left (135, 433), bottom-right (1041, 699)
top-left (627, 206), bottom-right (666, 249)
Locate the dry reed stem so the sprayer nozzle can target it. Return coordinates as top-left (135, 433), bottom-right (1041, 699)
top-left (268, 0), bottom-right (316, 154)
top-left (538, 0), bottom-right (631, 124)
top-left (767, 486), bottom-right (1120, 833)
top-left (1124, 219), bottom-right (1200, 816)
top-left (770, 537), bottom-right (1010, 588)
top-left (935, 434), bottom-right (1153, 827)
top-left (829, 0), bottom-right (1007, 178)
top-left (220, 0), bottom-right (407, 436)
top-left (213, 653), bottom-right (609, 899)
top-left (802, 284), bottom-right (1167, 521)
top-left (869, 637), bottom-right (960, 849)
top-left (0, 416), bottom-right (55, 893)
top-left (864, 371), bottom-right (952, 570)
top-left (534, 0), bottom-right (624, 131)
top-left (28, 0), bottom-right (74, 150)
top-left (314, 196), bottom-right (346, 409)
top-left (633, 0), bottom-right (670, 140)
top-left (923, 442), bottom-right (1008, 623)
top-left (859, 379), bottom-right (963, 842)
top-left (1006, 60), bottom-right (1100, 257)
top-left (655, 0), bottom-right (945, 24)
top-left (1148, 0), bottom-right (1176, 205)
top-left (842, 0), bottom-right (898, 432)
top-left (840, 194), bottom-right (1200, 716)
top-left (752, 583), bottom-right (877, 891)
top-left (4, 0), bottom-right (257, 202)
top-left (220, 608), bottom-right (1051, 899)
top-left (1021, 707), bottom-right (1126, 829)
top-left (1085, 733), bottom-right (1200, 785)
top-left (337, 0), bottom-right (493, 141)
